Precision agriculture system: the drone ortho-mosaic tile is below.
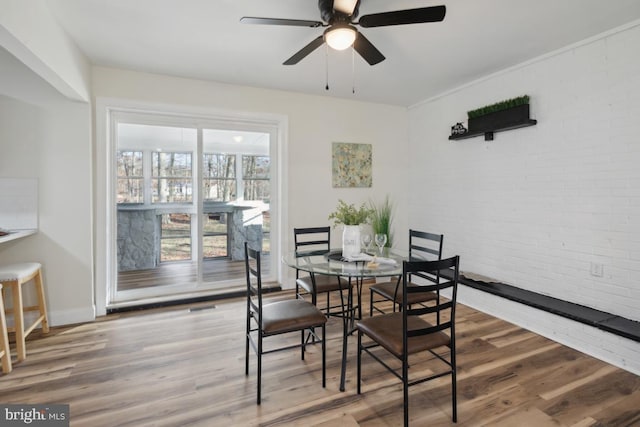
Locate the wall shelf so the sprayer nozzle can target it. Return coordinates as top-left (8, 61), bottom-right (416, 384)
top-left (449, 119), bottom-right (537, 141)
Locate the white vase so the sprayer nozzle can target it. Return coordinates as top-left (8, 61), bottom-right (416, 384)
top-left (342, 225), bottom-right (361, 258)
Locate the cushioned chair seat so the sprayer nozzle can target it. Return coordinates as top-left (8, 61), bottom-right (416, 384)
top-left (370, 281), bottom-right (437, 305)
top-left (357, 312), bottom-right (450, 358)
top-left (296, 274), bottom-right (350, 294)
top-left (262, 299), bottom-right (328, 335)
top-left (0, 263), bottom-right (43, 281)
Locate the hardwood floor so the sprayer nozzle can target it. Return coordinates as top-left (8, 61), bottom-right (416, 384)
top-left (1, 284), bottom-right (638, 426)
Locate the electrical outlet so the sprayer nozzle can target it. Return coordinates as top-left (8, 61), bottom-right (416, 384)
top-left (590, 262), bottom-right (604, 277)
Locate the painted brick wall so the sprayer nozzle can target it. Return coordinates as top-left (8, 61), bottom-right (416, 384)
top-left (408, 23), bottom-right (640, 372)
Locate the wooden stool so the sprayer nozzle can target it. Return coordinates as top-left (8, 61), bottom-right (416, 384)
top-left (0, 263), bottom-right (49, 362)
top-left (0, 284), bottom-right (12, 373)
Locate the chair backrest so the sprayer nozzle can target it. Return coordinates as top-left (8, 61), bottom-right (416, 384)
top-left (293, 227), bottom-right (331, 256)
top-left (402, 256), bottom-right (459, 353)
top-left (408, 229), bottom-right (443, 262)
top-left (244, 242), bottom-right (263, 320)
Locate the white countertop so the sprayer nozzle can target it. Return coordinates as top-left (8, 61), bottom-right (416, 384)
top-left (0, 229), bottom-right (37, 244)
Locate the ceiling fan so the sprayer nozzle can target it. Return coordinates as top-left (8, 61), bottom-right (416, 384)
top-left (240, 0), bottom-right (446, 66)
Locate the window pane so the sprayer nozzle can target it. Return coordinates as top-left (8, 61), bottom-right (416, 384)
top-left (203, 153), bottom-right (236, 201)
top-left (152, 152), bottom-right (193, 203)
top-left (242, 155), bottom-right (270, 179)
top-left (204, 154), bottom-right (236, 178)
top-left (243, 179), bottom-right (270, 201)
top-left (160, 213), bottom-right (191, 262)
top-left (152, 179), bottom-right (193, 203)
top-left (152, 152), bottom-right (192, 177)
top-left (243, 155), bottom-right (270, 201)
top-left (117, 179), bottom-right (144, 203)
top-left (203, 213), bottom-right (228, 258)
top-left (203, 179), bottom-right (236, 201)
top-left (117, 151), bottom-right (143, 203)
top-left (117, 151), bottom-right (143, 176)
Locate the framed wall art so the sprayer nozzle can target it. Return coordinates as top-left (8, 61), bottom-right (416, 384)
top-left (332, 142), bottom-right (372, 188)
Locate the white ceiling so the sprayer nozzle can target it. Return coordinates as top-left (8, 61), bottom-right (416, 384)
top-left (46, 0), bottom-right (640, 107)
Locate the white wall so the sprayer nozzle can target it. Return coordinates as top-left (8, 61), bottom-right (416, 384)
top-left (0, 0), bottom-right (90, 101)
top-left (408, 23), bottom-right (640, 374)
top-left (91, 66), bottom-right (409, 291)
top-left (0, 51), bottom-right (93, 326)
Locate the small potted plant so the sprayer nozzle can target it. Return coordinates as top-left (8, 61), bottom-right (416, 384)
top-left (328, 200), bottom-right (373, 257)
top-left (370, 195), bottom-right (394, 249)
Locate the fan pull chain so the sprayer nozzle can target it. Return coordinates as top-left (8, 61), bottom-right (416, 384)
top-left (325, 44), bottom-right (330, 91)
top-left (352, 47), bottom-right (356, 94)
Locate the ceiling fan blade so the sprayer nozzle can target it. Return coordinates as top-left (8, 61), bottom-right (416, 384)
top-left (353, 32), bottom-right (385, 65)
top-left (333, 0), bottom-right (360, 16)
top-left (358, 5), bottom-right (446, 28)
top-left (283, 36), bottom-right (325, 65)
top-left (240, 17), bottom-right (323, 28)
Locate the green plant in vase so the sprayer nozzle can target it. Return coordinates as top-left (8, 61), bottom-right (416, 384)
top-left (370, 195), bottom-right (393, 248)
top-left (328, 200), bottom-right (373, 258)
top-left (328, 200), bottom-right (373, 226)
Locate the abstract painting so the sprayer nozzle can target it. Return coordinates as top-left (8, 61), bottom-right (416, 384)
top-left (332, 142), bottom-right (372, 188)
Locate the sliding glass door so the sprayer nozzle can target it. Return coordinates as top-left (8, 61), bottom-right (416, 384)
top-left (110, 112), bottom-right (274, 307)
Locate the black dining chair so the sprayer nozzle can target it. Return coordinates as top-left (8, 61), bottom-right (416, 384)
top-left (244, 242), bottom-right (327, 404)
top-left (357, 255), bottom-right (460, 426)
top-left (294, 227), bottom-right (351, 317)
top-left (369, 229), bottom-right (443, 315)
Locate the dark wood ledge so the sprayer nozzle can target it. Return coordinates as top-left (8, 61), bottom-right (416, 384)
top-left (456, 272), bottom-right (640, 343)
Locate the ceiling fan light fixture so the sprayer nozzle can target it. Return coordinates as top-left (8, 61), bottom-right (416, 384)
top-left (324, 25), bottom-right (357, 50)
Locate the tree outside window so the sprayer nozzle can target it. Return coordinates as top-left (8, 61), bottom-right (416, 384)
top-left (116, 151), bottom-right (143, 203)
top-left (203, 153), bottom-right (236, 201)
top-left (152, 152), bottom-right (193, 203)
top-left (243, 155), bottom-right (270, 201)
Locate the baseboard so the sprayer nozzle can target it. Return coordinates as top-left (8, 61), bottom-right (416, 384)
top-left (457, 286), bottom-right (640, 376)
top-left (47, 305), bottom-right (96, 327)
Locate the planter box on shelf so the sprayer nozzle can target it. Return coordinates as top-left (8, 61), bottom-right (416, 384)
top-left (468, 103), bottom-right (531, 133)
top-left (449, 102), bottom-right (536, 141)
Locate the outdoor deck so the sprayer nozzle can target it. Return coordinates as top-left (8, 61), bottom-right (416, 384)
top-left (117, 254), bottom-right (271, 291)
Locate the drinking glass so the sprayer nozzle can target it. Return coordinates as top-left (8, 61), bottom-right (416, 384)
top-left (361, 233), bottom-right (372, 254)
top-left (374, 233), bottom-right (387, 255)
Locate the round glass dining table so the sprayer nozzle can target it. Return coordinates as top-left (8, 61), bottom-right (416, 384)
top-left (282, 248), bottom-right (407, 391)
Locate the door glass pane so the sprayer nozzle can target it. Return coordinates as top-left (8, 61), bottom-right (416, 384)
top-left (116, 123), bottom-right (196, 292)
top-left (202, 129), bottom-right (271, 283)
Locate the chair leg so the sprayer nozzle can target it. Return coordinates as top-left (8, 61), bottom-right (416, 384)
top-left (34, 270), bottom-right (49, 333)
top-left (403, 355), bottom-right (409, 427)
top-left (310, 292), bottom-right (318, 344)
top-left (356, 280), bottom-right (362, 320)
top-left (245, 314), bottom-right (250, 376)
top-left (321, 324), bottom-right (326, 388)
top-left (451, 347), bottom-right (458, 422)
top-left (0, 288), bottom-right (12, 374)
top-left (257, 331), bottom-right (262, 405)
top-left (11, 282), bottom-right (27, 362)
top-left (326, 291), bottom-right (330, 314)
top-left (301, 329), bottom-right (305, 360)
top-left (356, 331), bottom-right (362, 394)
